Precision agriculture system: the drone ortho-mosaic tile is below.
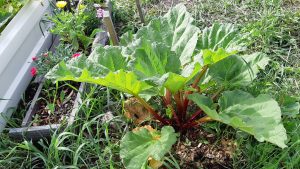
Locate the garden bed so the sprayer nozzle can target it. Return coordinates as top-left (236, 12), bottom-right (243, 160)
top-left (9, 81), bottom-right (84, 140)
top-left (7, 0), bottom-right (110, 139)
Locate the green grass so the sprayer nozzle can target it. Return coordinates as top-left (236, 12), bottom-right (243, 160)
top-left (0, 85), bottom-right (127, 168)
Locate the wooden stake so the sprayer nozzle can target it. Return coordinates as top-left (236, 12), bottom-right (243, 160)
top-left (101, 0), bottom-right (113, 16)
top-left (76, 0), bottom-right (84, 12)
top-left (103, 10), bottom-right (119, 46)
top-left (135, 0), bottom-right (145, 23)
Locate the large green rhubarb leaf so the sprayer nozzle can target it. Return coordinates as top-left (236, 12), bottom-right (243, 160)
top-left (131, 40), bottom-right (201, 94)
top-left (197, 23), bottom-right (244, 52)
top-left (189, 90), bottom-right (287, 148)
top-left (46, 46), bottom-right (152, 96)
top-left (132, 41), bottom-right (181, 78)
top-left (207, 53), bottom-right (269, 87)
top-left (194, 23), bottom-right (245, 65)
top-left (50, 67), bottom-right (152, 96)
top-left (122, 3), bottom-right (200, 65)
top-left (120, 126), bottom-right (178, 169)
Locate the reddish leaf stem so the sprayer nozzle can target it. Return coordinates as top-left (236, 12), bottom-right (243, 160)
top-left (183, 96), bottom-right (190, 114)
top-left (167, 105), bottom-right (181, 127)
top-left (174, 91), bottom-right (184, 120)
top-left (186, 109), bottom-right (203, 123)
top-left (211, 87), bottom-right (224, 101)
top-left (163, 90), bottom-right (181, 127)
top-left (135, 96), bottom-right (169, 125)
top-left (191, 65), bottom-right (208, 89)
top-left (182, 66), bottom-right (209, 118)
top-left (165, 90), bottom-right (171, 105)
top-left (184, 116), bottom-right (213, 129)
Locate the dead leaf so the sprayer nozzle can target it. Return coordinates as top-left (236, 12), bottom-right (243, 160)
top-left (124, 97), bottom-right (152, 124)
top-left (148, 157), bottom-right (163, 169)
top-left (132, 125), bottom-right (156, 133)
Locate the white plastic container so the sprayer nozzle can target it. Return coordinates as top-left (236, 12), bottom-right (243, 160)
top-left (0, 0), bottom-right (54, 132)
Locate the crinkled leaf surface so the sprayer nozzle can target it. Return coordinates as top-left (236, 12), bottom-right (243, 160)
top-left (120, 31), bottom-right (134, 46)
top-left (131, 40), bottom-right (201, 93)
top-left (46, 46), bottom-right (152, 96)
top-left (194, 23), bottom-right (245, 65)
top-left (189, 90), bottom-right (287, 148)
top-left (120, 126), bottom-right (178, 169)
top-left (123, 3), bottom-right (200, 65)
top-left (207, 53), bottom-right (269, 87)
top-left (132, 41), bottom-right (181, 79)
top-left (197, 23), bottom-right (244, 52)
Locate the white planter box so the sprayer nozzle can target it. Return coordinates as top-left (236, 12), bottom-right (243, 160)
top-left (0, 0), bottom-right (54, 132)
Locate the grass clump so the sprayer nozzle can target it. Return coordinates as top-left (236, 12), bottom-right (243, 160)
top-left (0, 86), bottom-right (126, 168)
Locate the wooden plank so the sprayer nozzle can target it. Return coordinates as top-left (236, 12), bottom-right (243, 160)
top-left (67, 83), bottom-right (84, 126)
top-left (135, 0), bottom-right (145, 23)
top-left (103, 10), bottom-right (119, 46)
top-left (21, 78), bottom-right (45, 127)
top-left (9, 124), bottom-right (60, 140)
top-left (100, 0), bottom-right (112, 15)
top-left (92, 22), bottom-right (109, 49)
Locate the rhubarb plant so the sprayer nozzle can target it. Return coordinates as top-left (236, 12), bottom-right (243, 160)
top-left (46, 3), bottom-right (288, 169)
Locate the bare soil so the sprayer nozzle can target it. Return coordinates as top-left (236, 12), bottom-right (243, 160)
top-left (175, 128), bottom-right (236, 169)
top-left (31, 82), bottom-right (80, 126)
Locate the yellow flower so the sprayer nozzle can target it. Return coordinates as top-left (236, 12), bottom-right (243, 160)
top-left (79, 4), bottom-right (85, 10)
top-left (56, 1), bottom-right (67, 9)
